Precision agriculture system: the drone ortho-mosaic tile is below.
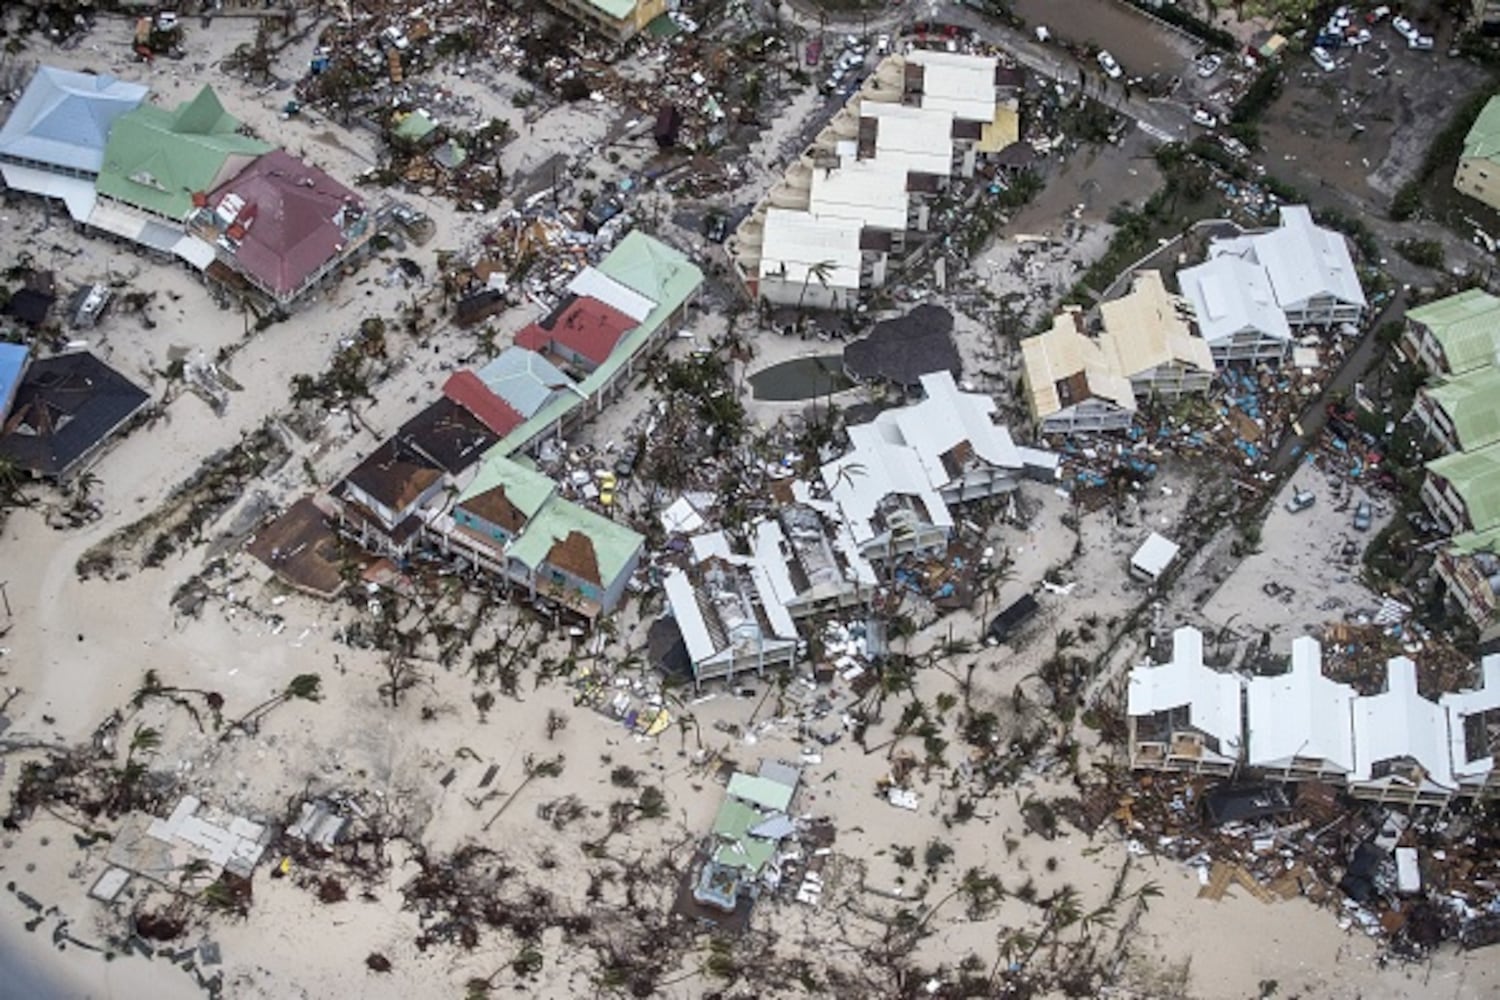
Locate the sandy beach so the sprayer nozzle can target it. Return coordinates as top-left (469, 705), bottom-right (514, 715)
top-left (0, 6), bottom-right (1496, 1000)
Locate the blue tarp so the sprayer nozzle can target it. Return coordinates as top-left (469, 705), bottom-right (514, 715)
top-left (0, 343), bottom-right (29, 422)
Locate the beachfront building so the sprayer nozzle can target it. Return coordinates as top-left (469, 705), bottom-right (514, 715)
top-left (1022, 272), bottom-right (1215, 434)
top-left (1125, 627), bottom-right (1242, 776)
top-left (1399, 289), bottom-right (1500, 377)
top-left (188, 148), bottom-right (383, 310)
top-left (763, 504), bottom-right (878, 619)
top-left (692, 762), bottom-right (800, 914)
top-left (1205, 205), bottom-right (1366, 328)
top-left (337, 439), bottom-right (447, 557)
top-left (1176, 253), bottom-right (1294, 363)
top-left (540, 0), bottom-right (667, 42)
top-left (0, 66), bottom-right (147, 222)
top-left (0, 351), bottom-right (149, 481)
top-left (821, 371), bottom-right (1055, 561)
top-left (92, 86), bottom-right (268, 267)
top-left (1455, 95), bottom-right (1500, 213)
top-left (1348, 658), bottom-right (1456, 806)
top-left (664, 532), bottom-right (801, 688)
top-left (427, 453), bottom-right (643, 619)
top-left (446, 232), bottom-right (701, 455)
top-left (1244, 636), bottom-right (1356, 782)
top-left (1414, 366), bottom-right (1500, 456)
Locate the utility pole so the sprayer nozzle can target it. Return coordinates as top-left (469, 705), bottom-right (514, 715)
top-left (0, 580), bottom-right (11, 620)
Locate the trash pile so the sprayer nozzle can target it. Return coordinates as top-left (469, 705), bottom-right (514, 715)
top-left (1319, 621), bottom-right (1477, 697)
top-left (570, 659), bottom-right (671, 738)
top-left (1097, 771), bottom-right (1500, 957)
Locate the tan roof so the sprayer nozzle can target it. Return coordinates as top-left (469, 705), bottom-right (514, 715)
top-left (1099, 271), bottom-right (1216, 377)
top-left (1021, 309), bottom-right (1136, 420)
top-left (1023, 272), bottom-right (1214, 421)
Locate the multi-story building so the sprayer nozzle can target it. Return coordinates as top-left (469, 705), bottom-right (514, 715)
top-left (1399, 288), bottom-right (1500, 377)
top-left (1455, 95), bottom-right (1500, 213)
top-left (540, 0), bottom-right (667, 43)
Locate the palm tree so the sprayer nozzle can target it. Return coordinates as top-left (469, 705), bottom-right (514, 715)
top-left (796, 258), bottom-right (836, 317)
top-left (0, 456), bottom-right (31, 510)
top-left (221, 673), bottom-right (322, 741)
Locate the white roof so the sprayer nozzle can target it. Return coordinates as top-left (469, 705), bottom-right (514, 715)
top-left (821, 371), bottom-right (1027, 547)
top-left (567, 266), bottom-right (654, 322)
top-left (1439, 655), bottom-right (1500, 782)
top-left (860, 102), bottom-right (954, 177)
top-left (1126, 626), bottom-right (1242, 753)
top-left (1245, 636), bottom-right (1356, 773)
top-left (808, 159), bottom-right (909, 231)
top-left (906, 50), bottom-right (998, 122)
top-left (0, 162), bottom-right (97, 221)
top-left (660, 496), bottom-right (705, 536)
top-left (1208, 205), bottom-right (1366, 313)
top-left (1130, 532), bottom-right (1179, 576)
top-left (1178, 254), bottom-right (1292, 347)
top-left (664, 567), bottom-right (717, 664)
top-left (1350, 657), bottom-right (1454, 791)
top-left (758, 207), bottom-right (863, 290)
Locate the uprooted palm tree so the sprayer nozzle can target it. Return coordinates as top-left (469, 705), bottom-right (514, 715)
top-left (221, 673), bottom-right (322, 742)
top-left (132, 668), bottom-right (226, 732)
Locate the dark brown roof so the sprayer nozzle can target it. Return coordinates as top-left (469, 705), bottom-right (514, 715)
top-left (246, 496), bottom-right (347, 597)
top-left (842, 304), bottom-right (961, 389)
top-left (546, 530), bottom-right (602, 586)
top-left (0, 350), bottom-right (149, 479)
top-left (461, 485), bottom-right (530, 535)
top-left (396, 397), bottom-right (497, 475)
top-left (342, 438), bottom-right (442, 512)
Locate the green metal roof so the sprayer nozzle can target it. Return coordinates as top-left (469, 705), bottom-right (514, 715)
top-left (506, 495), bottom-right (642, 586)
top-left (1424, 367), bottom-right (1500, 452)
top-left (709, 799), bottom-right (777, 873)
top-left (1428, 443), bottom-right (1500, 533)
top-left (96, 86), bottom-right (270, 219)
top-left (1464, 95), bottom-right (1500, 165)
top-left (393, 109), bottom-right (438, 142)
top-left (1407, 289), bottom-right (1500, 375)
top-left (596, 230), bottom-right (704, 336)
top-left (726, 772), bottom-right (794, 812)
top-left (1450, 522), bottom-right (1500, 556)
top-left (490, 231), bottom-right (702, 457)
top-left (456, 453), bottom-right (554, 515)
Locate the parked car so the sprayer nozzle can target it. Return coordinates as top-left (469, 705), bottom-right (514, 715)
top-left (1410, 34), bottom-right (1435, 50)
top-left (1286, 488), bottom-right (1316, 513)
top-left (1346, 28), bottom-right (1372, 46)
top-left (1392, 16), bottom-right (1419, 42)
top-left (1192, 107), bottom-right (1218, 128)
top-left (1353, 500), bottom-right (1373, 531)
top-left (1311, 46), bottom-right (1337, 72)
top-left (876, 33), bottom-right (891, 55)
top-left (1097, 50), bottom-right (1122, 79)
top-left (1196, 53), bottom-right (1223, 78)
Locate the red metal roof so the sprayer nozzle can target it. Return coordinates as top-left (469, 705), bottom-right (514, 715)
top-left (206, 148), bottom-right (364, 300)
top-left (514, 294), bottom-right (636, 368)
top-left (442, 370), bottom-right (524, 437)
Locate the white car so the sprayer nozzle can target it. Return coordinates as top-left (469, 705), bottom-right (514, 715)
top-left (1192, 107), bottom-right (1218, 128)
top-left (1392, 16), bottom-right (1419, 42)
top-left (876, 34), bottom-right (890, 55)
top-left (1311, 46), bottom-right (1337, 72)
top-left (1097, 50), bottom-right (1122, 79)
top-left (1410, 34), bottom-right (1435, 50)
top-left (1196, 53), bottom-right (1223, 78)
top-left (1346, 28), bottom-right (1372, 47)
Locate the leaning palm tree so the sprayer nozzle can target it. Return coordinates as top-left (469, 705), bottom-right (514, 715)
top-left (221, 673), bottom-right (322, 741)
top-left (796, 258), bottom-right (836, 317)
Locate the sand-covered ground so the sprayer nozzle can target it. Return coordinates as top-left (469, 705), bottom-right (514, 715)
top-left (0, 8), bottom-right (1495, 1000)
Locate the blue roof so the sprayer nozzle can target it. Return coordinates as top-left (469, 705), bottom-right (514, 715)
top-left (0, 66), bottom-right (148, 174)
top-left (477, 347), bottom-right (576, 418)
top-left (0, 343), bottom-right (29, 422)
